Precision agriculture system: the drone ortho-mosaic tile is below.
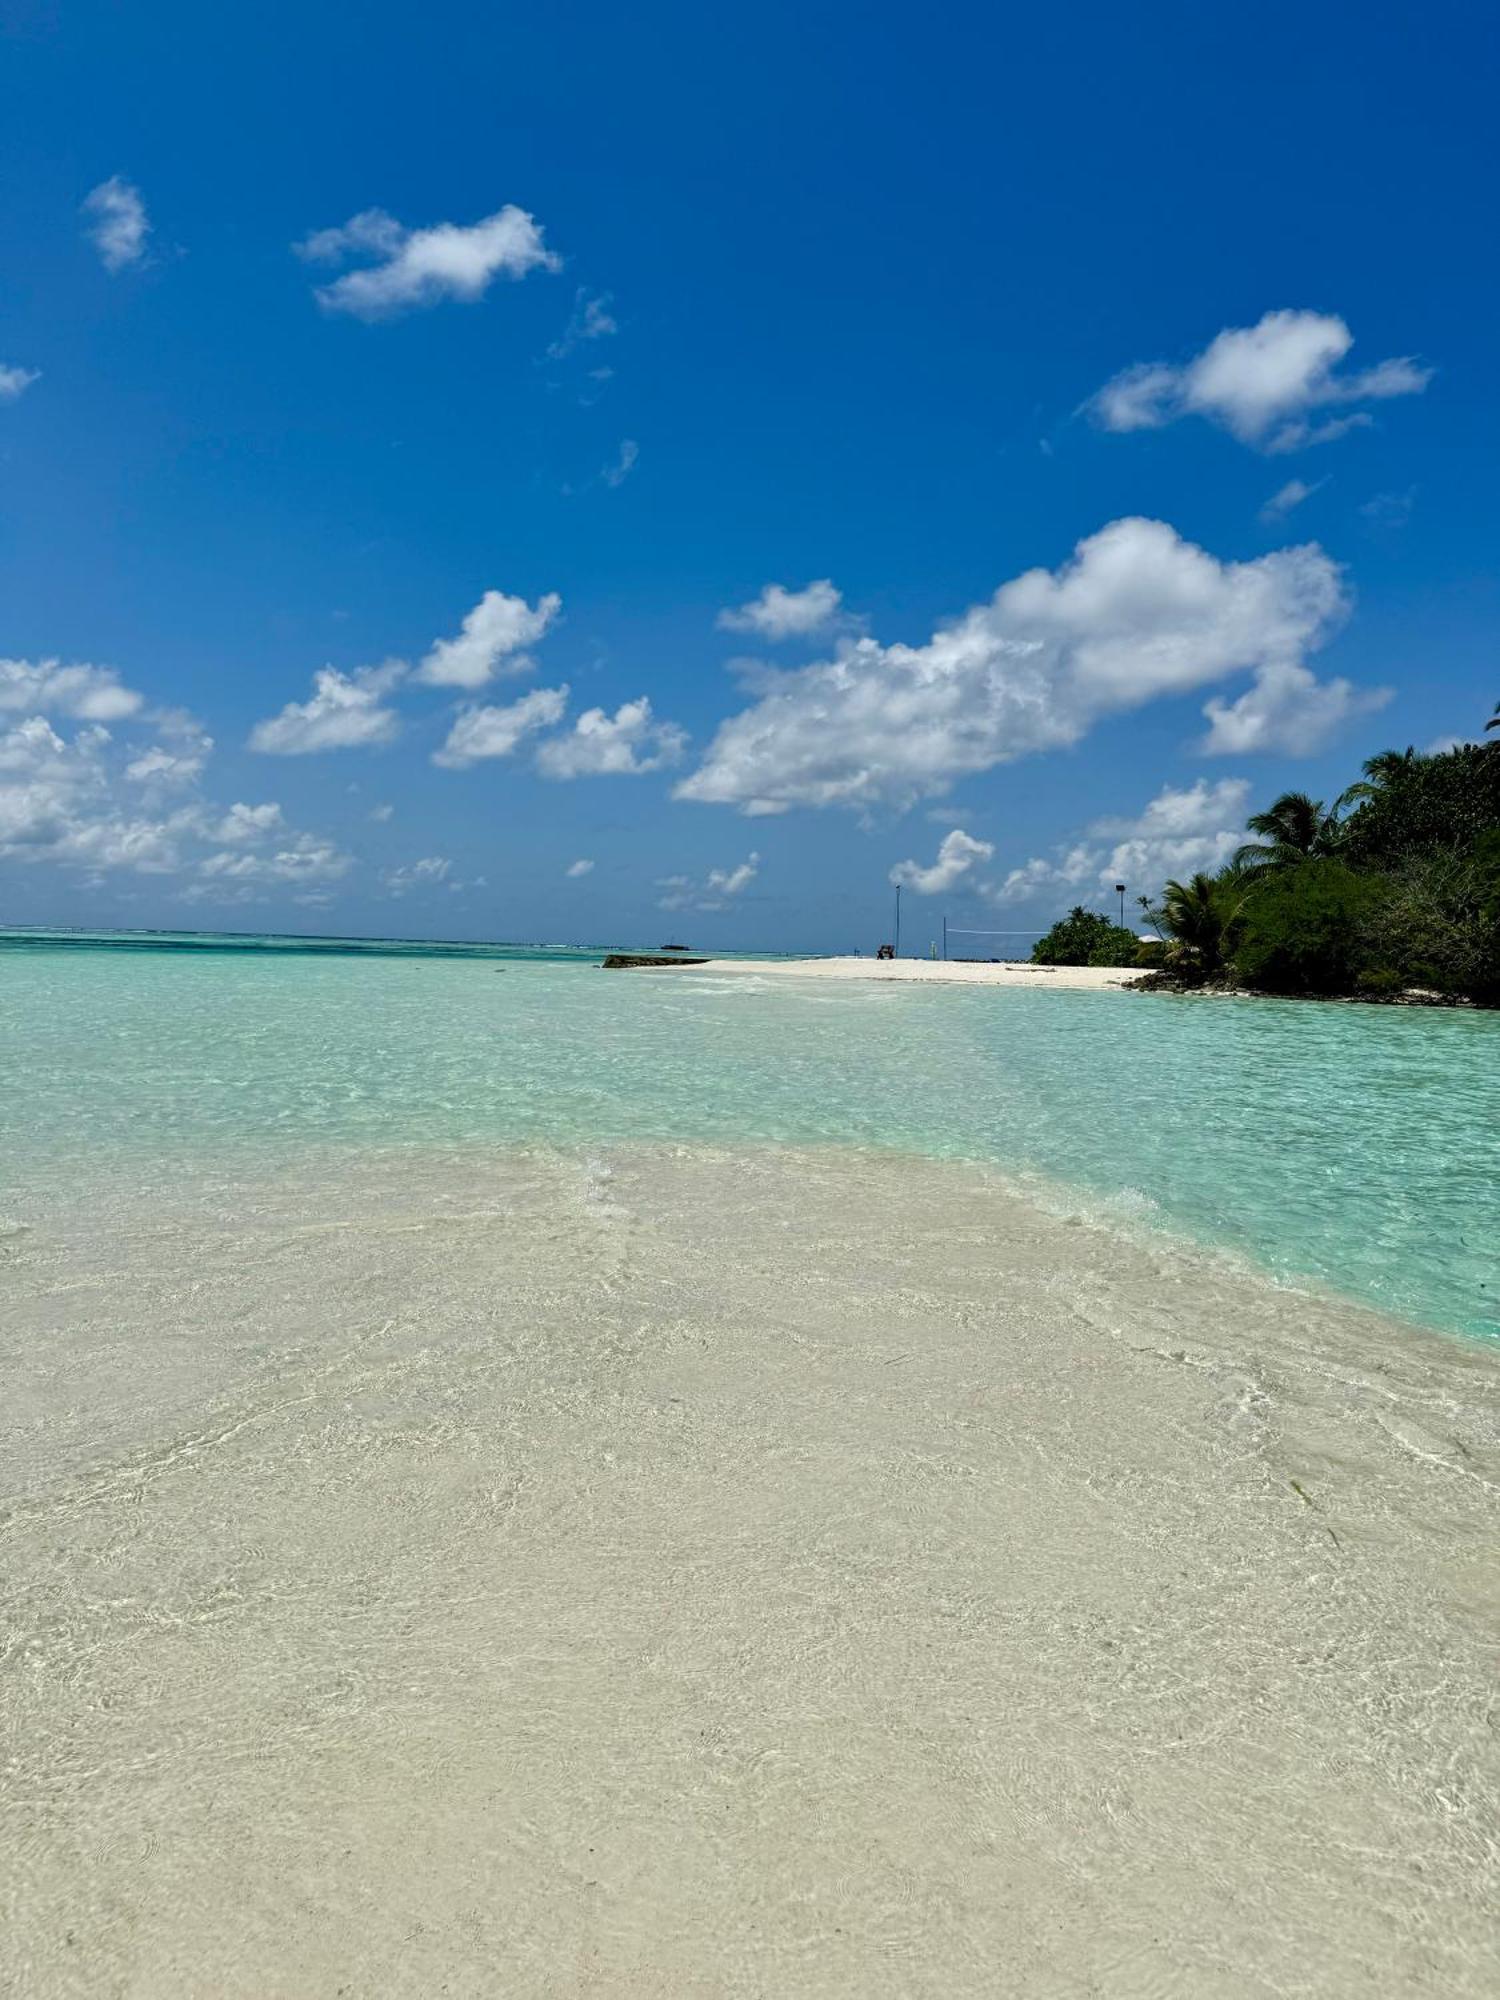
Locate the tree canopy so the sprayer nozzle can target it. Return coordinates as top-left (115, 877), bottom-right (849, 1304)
top-left (1064, 701), bottom-right (1500, 1003)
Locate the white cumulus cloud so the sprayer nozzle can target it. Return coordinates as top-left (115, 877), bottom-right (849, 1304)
top-left (1, 700), bottom-right (345, 893)
top-left (209, 801), bottom-right (286, 843)
top-left (678, 517), bottom-right (1352, 816)
top-left (124, 744), bottom-right (204, 790)
top-left (1, 363), bottom-right (40, 402)
top-left (1200, 660), bottom-right (1391, 756)
top-left (125, 714), bottom-right (214, 792)
top-left (994, 778), bottom-right (1254, 908)
top-left (415, 588), bottom-right (560, 689)
top-left (199, 834), bottom-right (350, 886)
top-left (706, 853), bottom-right (759, 896)
top-left (82, 176), bottom-right (151, 272)
top-left (536, 696), bottom-right (686, 778)
top-left (1087, 310), bottom-right (1431, 453)
top-left (0, 657), bottom-right (144, 721)
top-left (717, 578), bottom-right (843, 640)
top-left (890, 828), bottom-right (994, 895)
top-left (0, 716), bottom-right (69, 772)
top-left (296, 204), bottom-right (559, 318)
top-left (433, 685), bottom-right (569, 768)
top-left (249, 663), bottom-right (404, 754)
top-left (566, 857), bottom-right (594, 877)
top-left (990, 846), bottom-right (1099, 906)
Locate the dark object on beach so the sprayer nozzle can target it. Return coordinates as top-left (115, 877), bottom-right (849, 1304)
top-left (876, 943), bottom-right (895, 959)
top-left (602, 953), bottom-right (710, 969)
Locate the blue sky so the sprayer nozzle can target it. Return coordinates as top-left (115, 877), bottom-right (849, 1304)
top-left (2, 0), bottom-right (1496, 948)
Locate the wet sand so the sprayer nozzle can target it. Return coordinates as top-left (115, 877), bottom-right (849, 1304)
top-left (702, 955), bottom-right (1145, 988)
top-left (3, 1142), bottom-right (1497, 1997)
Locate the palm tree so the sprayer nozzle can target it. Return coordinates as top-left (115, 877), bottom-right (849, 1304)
top-left (1336, 745), bottom-right (1423, 811)
top-left (1159, 873), bottom-right (1224, 973)
top-left (1234, 790), bottom-right (1342, 870)
top-left (1486, 698), bottom-right (1499, 733)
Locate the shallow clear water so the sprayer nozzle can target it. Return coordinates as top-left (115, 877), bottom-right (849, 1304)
top-left (3, 929), bottom-right (1497, 1337)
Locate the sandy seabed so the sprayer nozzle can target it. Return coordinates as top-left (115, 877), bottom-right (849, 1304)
top-left (2, 1141), bottom-right (1497, 1998)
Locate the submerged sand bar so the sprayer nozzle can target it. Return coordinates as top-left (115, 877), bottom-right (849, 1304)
top-left (4, 1140), bottom-right (1496, 1996)
top-left (698, 954), bottom-right (1145, 988)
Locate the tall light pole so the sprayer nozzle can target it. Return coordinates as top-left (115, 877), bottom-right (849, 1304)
top-left (893, 882), bottom-right (902, 958)
top-left (1116, 882), bottom-right (1126, 928)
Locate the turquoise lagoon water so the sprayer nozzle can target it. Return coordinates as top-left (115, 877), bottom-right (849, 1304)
top-left (2, 928), bottom-right (1497, 1338)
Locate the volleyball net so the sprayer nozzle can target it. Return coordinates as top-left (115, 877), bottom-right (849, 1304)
top-left (938, 922), bottom-right (1044, 961)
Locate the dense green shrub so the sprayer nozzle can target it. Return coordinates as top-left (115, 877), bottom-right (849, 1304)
top-left (1354, 967), bottom-right (1406, 998)
top-left (1035, 728), bottom-right (1500, 1003)
top-left (1356, 849), bottom-right (1500, 998)
top-left (1227, 862), bottom-right (1383, 995)
top-left (1087, 932), bottom-right (1142, 966)
top-left (1340, 743), bottom-right (1500, 867)
top-left (1032, 907), bottom-right (1139, 966)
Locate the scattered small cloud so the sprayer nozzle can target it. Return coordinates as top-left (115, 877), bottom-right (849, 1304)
top-left (199, 834), bottom-right (351, 887)
top-left (717, 578), bottom-right (843, 641)
top-left (601, 438), bottom-right (639, 488)
top-left (659, 851), bottom-right (759, 911)
top-left (0, 363), bottom-right (40, 402)
top-left (82, 176), bottom-right (151, 272)
top-left (1, 657), bottom-right (144, 721)
top-left (382, 855), bottom-right (451, 895)
top-left (536, 696), bottom-right (686, 778)
top-left (415, 588), bottom-right (560, 689)
top-left (1, 684), bottom-right (348, 895)
top-left (548, 289), bottom-right (617, 359)
top-left (433, 685), bottom-right (569, 768)
top-left (124, 719), bottom-right (214, 792)
top-left (706, 853), bottom-right (759, 897)
top-left (1359, 487), bottom-right (1417, 530)
top-left (248, 589), bottom-right (564, 756)
top-left (248, 662), bottom-right (404, 754)
top-left (1086, 310), bottom-right (1431, 453)
top-left (993, 777), bottom-right (1253, 908)
top-left (889, 828), bottom-right (994, 895)
top-left (209, 801), bottom-right (286, 843)
top-left (990, 846), bottom-right (1098, 907)
top-left (295, 204), bottom-right (559, 318)
top-left (369, 802), bottom-right (394, 822)
top-left (566, 857), bottom-right (594, 877)
top-left (1259, 477), bottom-right (1327, 522)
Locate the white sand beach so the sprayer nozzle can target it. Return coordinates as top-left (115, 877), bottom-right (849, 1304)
top-left (4, 1141), bottom-right (1496, 1997)
top-left (700, 954), bottom-right (1146, 988)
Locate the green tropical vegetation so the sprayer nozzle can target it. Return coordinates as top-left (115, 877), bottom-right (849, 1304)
top-left (1030, 906), bottom-right (1139, 967)
top-left (1033, 706), bottom-right (1500, 1002)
